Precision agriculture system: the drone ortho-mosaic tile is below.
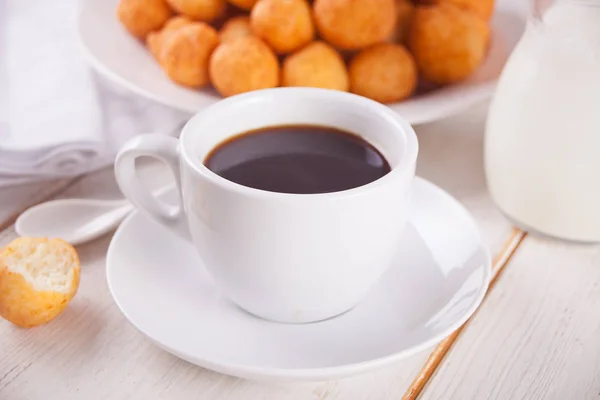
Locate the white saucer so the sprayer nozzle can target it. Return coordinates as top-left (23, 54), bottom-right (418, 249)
top-left (106, 177), bottom-right (491, 381)
top-left (78, 0), bottom-right (524, 125)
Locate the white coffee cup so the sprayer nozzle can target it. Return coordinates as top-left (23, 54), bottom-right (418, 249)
top-left (115, 88), bottom-right (418, 323)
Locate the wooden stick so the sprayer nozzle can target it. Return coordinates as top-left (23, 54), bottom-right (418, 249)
top-left (402, 228), bottom-right (527, 400)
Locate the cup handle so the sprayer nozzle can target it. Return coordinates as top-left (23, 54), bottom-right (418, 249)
top-left (114, 134), bottom-right (190, 241)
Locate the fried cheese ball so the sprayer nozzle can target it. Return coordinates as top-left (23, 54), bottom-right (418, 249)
top-left (166, 0), bottom-right (226, 22)
top-left (117, 0), bottom-right (173, 39)
top-left (227, 0), bottom-right (258, 10)
top-left (313, 0), bottom-right (397, 50)
top-left (147, 16), bottom-right (193, 59)
top-left (389, 0), bottom-right (415, 44)
top-left (282, 41), bottom-right (349, 91)
top-left (349, 43), bottom-right (417, 103)
top-left (250, 0), bottom-right (314, 54)
top-left (219, 16), bottom-right (253, 42)
top-left (408, 3), bottom-right (489, 85)
top-left (436, 0), bottom-right (495, 20)
top-left (209, 36), bottom-right (280, 97)
top-left (156, 22), bottom-right (219, 88)
top-left (0, 238), bottom-right (80, 328)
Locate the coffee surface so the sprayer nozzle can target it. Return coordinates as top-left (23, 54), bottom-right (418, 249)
top-left (205, 125), bottom-right (391, 194)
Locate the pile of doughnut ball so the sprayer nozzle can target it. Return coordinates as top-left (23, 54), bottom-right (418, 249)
top-left (118, 0), bottom-right (493, 103)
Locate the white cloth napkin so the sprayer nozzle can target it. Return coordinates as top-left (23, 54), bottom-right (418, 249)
top-left (0, 0), bottom-right (190, 187)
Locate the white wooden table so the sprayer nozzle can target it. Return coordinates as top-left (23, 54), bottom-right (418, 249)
top-left (1, 103), bottom-right (599, 400)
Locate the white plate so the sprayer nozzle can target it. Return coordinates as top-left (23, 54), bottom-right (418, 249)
top-left (78, 0), bottom-right (524, 125)
top-left (106, 177), bottom-right (492, 381)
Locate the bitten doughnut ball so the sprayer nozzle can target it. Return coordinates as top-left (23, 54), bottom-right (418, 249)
top-left (117, 0), bottom-right (173, 39)
top-left (250, 0), bottom-right (314, 54)
top-left (166, 0), bottom-right (226, 22)
top-left (282, 41), bottom-right (349, 91)
top-left (219, 16), bottom-right (252, 42)
top-left (227, 0), bottom-right (258, 10)
top-left (436, 0), bottom-right (495, 20)
top-left (313, 0), bottom-right (397, 50)
top-left (209, 36), bottom-right (280, 97)
top-left (349, 43), bottom-right (417, 103)
top-left (408, 3), bottom-right (489, 85)
top-left (0, 238), bottom-right (80, 328)
top-left (156, 22), bottom-right (219, 88)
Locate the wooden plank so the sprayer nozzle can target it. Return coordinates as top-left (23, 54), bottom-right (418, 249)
top-left (403, 229), bottom-right (526, 400)
top-left (421, 236), bottom-right (600, 400)
top-left (0, 179), bottom-right (73, 231)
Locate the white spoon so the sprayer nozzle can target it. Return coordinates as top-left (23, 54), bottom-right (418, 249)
top-left (15, 185), bottom-right (173, 246)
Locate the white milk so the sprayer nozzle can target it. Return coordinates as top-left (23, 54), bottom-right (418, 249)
top-left (485, 0), bottom-right (600, 241)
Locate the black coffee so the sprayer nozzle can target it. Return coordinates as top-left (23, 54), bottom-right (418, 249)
top-left (204, 125), bottom-right (391, 194)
